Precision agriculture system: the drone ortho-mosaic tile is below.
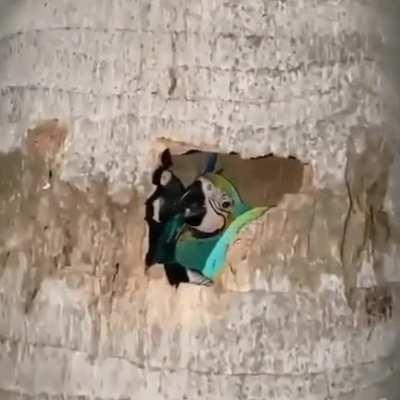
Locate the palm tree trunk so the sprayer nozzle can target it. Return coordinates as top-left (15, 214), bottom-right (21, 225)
top-left (0, 1), bottom-right (399, 399)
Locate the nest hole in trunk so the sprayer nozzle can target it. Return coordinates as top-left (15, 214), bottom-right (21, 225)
top-left (145, 149), bottom-right (307, 287)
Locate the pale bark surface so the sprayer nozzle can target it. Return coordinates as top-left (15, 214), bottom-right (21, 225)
top-left (0, 1), bottom-right (399, 399)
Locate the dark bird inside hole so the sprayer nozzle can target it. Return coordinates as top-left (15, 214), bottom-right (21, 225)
top-left (146, 152), bottom-right (222, 287)
top-left (145, 165), bottom-right (185, 268)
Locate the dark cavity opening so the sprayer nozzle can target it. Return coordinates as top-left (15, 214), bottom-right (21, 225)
top-left (145, 149), bottom-right (305, 287)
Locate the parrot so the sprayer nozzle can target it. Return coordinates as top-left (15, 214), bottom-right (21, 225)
top-left (145, 152), bottom-right (269, 288)
top-left (151, 172), bottom-right (254, 282)
top-left (145, 152), bottom-right (218, 286)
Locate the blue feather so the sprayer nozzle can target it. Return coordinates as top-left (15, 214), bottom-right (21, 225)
top-left (203, 153), bottom-right (218, 174)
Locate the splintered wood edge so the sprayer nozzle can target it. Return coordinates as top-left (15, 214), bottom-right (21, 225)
top-left (155, 136), bottom-right (219, 156)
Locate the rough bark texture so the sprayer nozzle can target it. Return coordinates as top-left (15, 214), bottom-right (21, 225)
top-left (0, 1), bottom-right (400, 399)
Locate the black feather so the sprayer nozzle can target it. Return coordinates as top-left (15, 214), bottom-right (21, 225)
top-left (145, 164), bottom-right (185, 271)
top-left (164, 263), bottom-right (190, 287)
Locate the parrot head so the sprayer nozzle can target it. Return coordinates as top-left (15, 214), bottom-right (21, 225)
top-left (177, 173), bottom-right (250, 235)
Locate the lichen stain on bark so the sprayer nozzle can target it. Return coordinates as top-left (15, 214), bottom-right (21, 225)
top-left (341, 126), bottom-right (396, 310)
top-left (0, 119), bottom-right (147, 315)
top-left (24, 118), bottom-right (67, 161)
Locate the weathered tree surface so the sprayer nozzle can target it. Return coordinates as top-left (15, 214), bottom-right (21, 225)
top-left (0, 1), bottom-right (400, 399)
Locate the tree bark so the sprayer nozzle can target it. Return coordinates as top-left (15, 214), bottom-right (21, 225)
top-left (0, 1), bottom-right (399, 399)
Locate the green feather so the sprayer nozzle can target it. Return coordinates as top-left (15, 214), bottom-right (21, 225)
top-left (175, 230), bottom-right (222, 273)
top-left (202, 206), bottom-right (269, 280)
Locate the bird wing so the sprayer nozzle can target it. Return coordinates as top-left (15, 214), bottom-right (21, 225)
top-left (151, 214), bottom-right (185, 264)
top-left (175, 230), bottom-right (222, 273)
top-left (202, 206), bottom-right (270, 280)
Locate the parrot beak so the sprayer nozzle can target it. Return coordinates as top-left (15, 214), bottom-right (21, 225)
top-left (177, 180), bottom-right (206, 219)
top-left (183, 204), bottom-right (205, 218)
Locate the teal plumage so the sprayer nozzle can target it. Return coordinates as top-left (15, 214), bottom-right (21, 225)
top-left (151, 172), bottom-right (269, 281)
top-left (202, 206), bottom-right (268, 279)
top-left (151, 213), bottom-right (185, 265)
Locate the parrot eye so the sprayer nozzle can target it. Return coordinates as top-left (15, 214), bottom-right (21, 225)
top-left (221, 199), bottom-right (232, 209)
